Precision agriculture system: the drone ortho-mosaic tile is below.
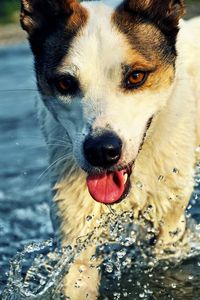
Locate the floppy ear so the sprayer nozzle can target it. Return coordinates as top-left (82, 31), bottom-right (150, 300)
top-left (20, 0), bottom-right (84, 35)
top-left (123, 0), bottom-right (185, 29)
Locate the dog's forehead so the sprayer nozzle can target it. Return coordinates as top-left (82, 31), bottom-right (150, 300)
top-left (62, 2), bottom-right (130, 71)
top-left (56, 1), bottom-right (170, 76)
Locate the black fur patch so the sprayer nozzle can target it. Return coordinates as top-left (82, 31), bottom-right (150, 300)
top-left (20, 0), bottom-right (88, 94)
top-left (21, 0), bottom-right (88, 56)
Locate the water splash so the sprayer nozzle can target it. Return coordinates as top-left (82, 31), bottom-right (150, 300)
top-left (2, 211), bottom-right (200, 300)
top-left (2, 240), bottom-right (74, 299)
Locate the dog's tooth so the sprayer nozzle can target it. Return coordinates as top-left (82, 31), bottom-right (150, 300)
top-left (124, 173), bottom-right (128, 184)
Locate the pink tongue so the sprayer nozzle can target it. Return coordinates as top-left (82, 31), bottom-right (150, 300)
top-left (86, 170), bottom-right (126, 204)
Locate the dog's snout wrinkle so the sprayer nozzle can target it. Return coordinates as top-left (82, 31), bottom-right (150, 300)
top-left (83, 131), bottom-right (122, 168)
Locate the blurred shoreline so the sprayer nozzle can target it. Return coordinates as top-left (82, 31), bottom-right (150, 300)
top-left (0, 24), bottom-right (26, 46)
top-left (0, 3), bottom-right (199, 46)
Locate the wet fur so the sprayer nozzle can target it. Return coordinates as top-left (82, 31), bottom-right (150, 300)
top-left (21, 0), bottom-right (200, 298)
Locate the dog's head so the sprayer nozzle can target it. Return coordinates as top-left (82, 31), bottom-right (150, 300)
top-left (21, 0), bottom-right (185, 204)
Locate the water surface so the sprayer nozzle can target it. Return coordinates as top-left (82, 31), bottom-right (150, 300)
top-left (0, 43), bottom-right (53, 293)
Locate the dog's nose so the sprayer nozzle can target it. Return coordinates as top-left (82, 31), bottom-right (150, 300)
top-left (83, 131), bottom-right (122, 168)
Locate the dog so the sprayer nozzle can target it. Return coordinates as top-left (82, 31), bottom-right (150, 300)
top-left (20, 0), bottom-right (200, 298)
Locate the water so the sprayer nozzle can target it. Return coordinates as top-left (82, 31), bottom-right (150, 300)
top-left (0, 43), bottom-right (53, 294)
top-left (0, 43), bottom-right (200, 299)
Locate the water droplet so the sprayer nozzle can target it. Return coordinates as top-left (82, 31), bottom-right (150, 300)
top-left (90, 255), bottom-right (97, 262)
top-left (113, 292), bottom-right (121, 299)
top-left (105, 262), bottom-right (113, 273)
top-left (86, 215), bottom-right (92, 222)
top-left (169, 227), bottom-right (181, 237)
top-left (172, 168), bottom-right (179, 174)
top-left (171, 283), bottom-right (176, 288)
top-left (117, 249), bottom-right (126, 259)
top-left (39, 278), bottom-right (46, 286)
top-left (107, 205), bottom-right (116, 215)
top-left (196, 146), bottom-right (200, 153)
top-left (158, 175), bottom-right (164, 181)
top-left (139, 292), bottom-right (145, 298)
top-left (136, 181), bottom-right (143, 189)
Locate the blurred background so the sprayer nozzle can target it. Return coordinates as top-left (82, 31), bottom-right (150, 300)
top-left (0, 0), bottom-right (200, 297)
top-left (0, 0), bottom-right (25, 45)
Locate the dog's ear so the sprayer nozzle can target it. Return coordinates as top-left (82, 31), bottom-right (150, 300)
top-left (20, 0), bottom-right (86, 34)
top-left (20, 0), bottom-right (87, 55)
top-left (123, 0), bottom-right (185, 29)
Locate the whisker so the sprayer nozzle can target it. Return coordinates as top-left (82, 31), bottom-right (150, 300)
top-left (19, 144), bottom-right (67, 151)
top-left (0, 89), bottom-right (38, 93)
top-left (35, 153), bottom-right (71, 185)
top-left (47, 138), bottom-right (69, 145)
top-left (17, 136), bottom-right (69, 145)
top-left (22, 134), bottom-right (69, 145)
top-left (46, 144), bottom-right (68, 148)
top-left (46, 140), bottom-right (69, 146)
top-left (46, 143), bottom-right (67, 147)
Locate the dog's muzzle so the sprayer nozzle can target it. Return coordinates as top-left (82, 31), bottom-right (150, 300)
top-left (83, 130), bottom-right (130, 204)
top-left (83, 117), bottom-right (154, 205)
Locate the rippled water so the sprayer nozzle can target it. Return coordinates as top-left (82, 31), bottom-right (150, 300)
top-left (0, 43), bottom-right (53, 294)
top-left (0, 43), bottom-right (200, 299)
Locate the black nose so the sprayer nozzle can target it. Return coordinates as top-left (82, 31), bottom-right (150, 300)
top-left (83, 131), bottom-right (122, 168)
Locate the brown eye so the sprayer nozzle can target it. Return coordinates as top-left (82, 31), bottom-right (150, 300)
top-left (54, 75), bottom-right (79, 95)
top-left (125, 71), bottom-right (147, 89)
top-left (57, 78), bottom-right (70, 92)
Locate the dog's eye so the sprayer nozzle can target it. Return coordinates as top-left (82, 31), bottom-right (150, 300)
top-left (54, 75), bottom-right (78, 95)
top-left (125, 71), bottom-right (147, 89)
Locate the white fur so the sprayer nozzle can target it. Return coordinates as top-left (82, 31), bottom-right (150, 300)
top-left (38, 4), bottom-right (200, 298)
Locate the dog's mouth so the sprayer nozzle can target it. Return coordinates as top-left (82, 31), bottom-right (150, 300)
top-left (85, 116), bottom-right (154, 204)
top-left (86, 166), bottom-right (131, 204)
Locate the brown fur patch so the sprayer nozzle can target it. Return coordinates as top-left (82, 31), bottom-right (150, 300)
top-left (112, 2), bottom-right (179, 93)
top-left (21, 0), bottom-right (88, 33)
top-left (117, 0), bottom-right (185, 36)
top-left (112, 0), bottom-right (185, 72)
top-left (112, 8), bottom-right (177, 64)
top-left (121, 49), bottom-right (175, 93)
top-left (140, 65), bottom-right (174, 92)
top-left (65, 2), bottom-right (88, 32)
